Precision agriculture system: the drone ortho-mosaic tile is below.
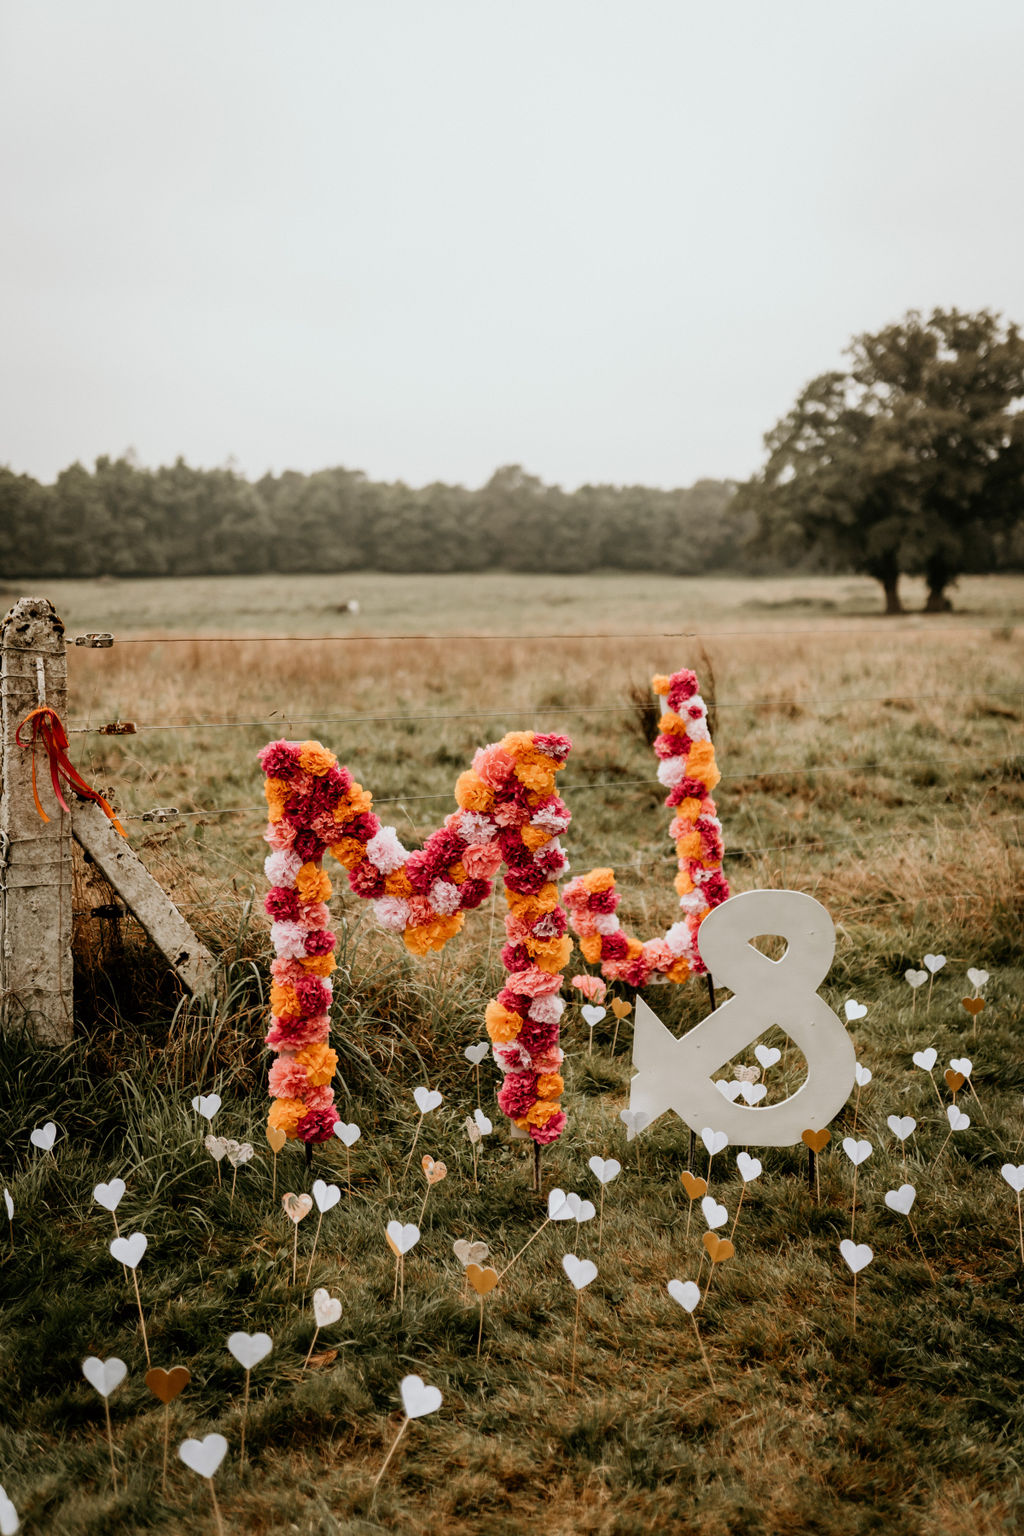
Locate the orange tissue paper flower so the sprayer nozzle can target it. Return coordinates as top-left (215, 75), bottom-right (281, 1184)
top-left (686, 740), bottom-right (720, 789)
top-left (299, 741), bottom-right (338, 777)
top-left (328, 836), bottom-right (366, 870)
top-left (536, 1072), bottom-right (564, 1100)
top-left (299, 953), bottom-right (336, 977)
top-left (524, 1100), bottom-right (561, 1129)
top-left (675, 832), bottom-right (702, 860)
top-left (297, 863), bottom-right (332, 903)
top-left (658, 710), bottom-right (689, 737)
top-left (529, 934), bottom-right (573, 973)
top-left (268, 1098), bottom-right (306, 1138)
top-left (295, 1042), bottom-right (338, 1086)
top-left (581, 867), bottom-right (616, 895)
top-left (514, 761), bottom-right (555, 795)
top-left (270, 982), bottom-right (301, 1018)
top-left (454, 771), bottom-right (495, 812)
top-left (520, 824), bottom-right (552, 853)
top-left (673, 797), bottom-right (703, 825)
top-left (674, 869), bottom-right (696, 896)
top-left (264, 777), bottom-right (290, 822)
top-left (665, 957), bottom-right (692, 983)
top-left (485, 1001), bottom-right (524, 1043)
top-left (579, 934), bottom-right (603, 964)
top-left (384, 867), bottom-right (415, 896)
top-left (651, 674), bottom-right (671, 695)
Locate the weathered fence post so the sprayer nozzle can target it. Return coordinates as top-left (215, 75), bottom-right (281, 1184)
top-left (0, 597), bottom-right (74, 1041)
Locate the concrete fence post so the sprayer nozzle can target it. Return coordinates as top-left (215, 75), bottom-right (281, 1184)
top-left (0, 597), bottom-right (74, 1041)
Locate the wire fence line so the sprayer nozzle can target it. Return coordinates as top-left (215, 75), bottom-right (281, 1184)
top-left (67, 686), bottom-right (1024, 736)
top-left (98, 622), bottom-right (1017, 645)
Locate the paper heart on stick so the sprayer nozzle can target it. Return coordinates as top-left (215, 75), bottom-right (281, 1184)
top-left (0, 1485), bottom-right (17, 1536)
top-left (145, 1365), bottom-right (190, 1404)
top-left (266, 1126), bottom-right (287, 1154)
top-left (701, 1128), bottom-right (728, 1156)
top-left (227, 1331), bottom-right (272, 1369)
top-left (93, 1178), bottom-right (126, 1212)
top-left (967, 967), bottom-right (989, 990)
top-left (191, 1094), bottom-right (221, 1122)
top-left (680, 1171), bottom-right (708, 1200)
top-left (313, 1288), bottom-right (343, 1328)
top-left (573, 1199), bottom-right (596, 1224)
top-left (464, 1041), bottom-right (489, 1065)
top-left (421, 1156), bottom-right (447, 1186)
top-left (1000, 1164), bottom-right (1024, 1193)
top-left (923, 954), bottom-right (946, 974)
top-left (944, 1069), bottom-right (966, 1094)
top-left (226, 1141), bottom-right (254, 1168)
top-left (739, 1082), bottom-right (767, 1105)
top-left (29, 1122), bottom-right (58, 1152)
top-left (946, 1104), bottom-right (970, 1132)
top-left (282, 1192), bottom-right (313, 1224)
top-left (467, 1263), bottom-right (499, 1295)
top-left (611, 999), bottom-right (632, 1020)
top-left (413, 1087), bottom-right (442, 1115)
top-left (110, 1232), bottom-right (147, 1269)
top-left (854, 1064), bottom-right (872, 1088)
top-left (400, 1374), bottom-right (442, 1419)
top-left (905, 970), bottom-right (928, 988)
top-left (962, 997), bottom-right (985, 1017)
top-left (701, 1232), bottom-right (734, 1264)
top-left (736, 1152), bottom-right (762, 1183)
top-left (588, 1156), bottom-right (621, 1185)
top-left (312, 1179), bottom-right (341, 1213)
top-left (204, 1135), bottom-right (228, 1162)
top-left (453, 1239), bottom-right (489, 1267)
top-left (562, 1253), bottom-right (598, 1290)
top-left (2, 1190), bottom-right (11, 1220)
top-left (464, 1117), bottom-right (482, 1145)
top-left (912, 1047), bottom-right (938, 1071)
top-left (581, 1004), bottom-right (606, 1027)
top-left (333, 1121), bottom-right (361, 1148)
top-left (801, 1128), bottom-right (830, 1153)
top-left (667, 1278), bottom-right (701, 1313)
top-left (473, 1109), bottom-right (493, 1136)
top-left (755, 1044), bottom-right (782, 1069)
top-left (619, 1108), bottom-right (650, 1141)
top-left (701, 1195), bottom-right (728, 1230)
top-left (839, 1239), bottom-right (873, 1274)
top-left (82, 1356), bottom-right (127, 1397)
top-left (845, 1000), bottom-right (868, 1022)
top-left (884, 1185), bottom-right (916, 1217)
top-left (716, 1080), bottom-right (743, 1102)
top-left (949, 1057), bottom-right (972, 1078)
top-left (887, 1115), bottom-right (916, 1142)
top-left (547, 1188), bottom-right (572, 1220)
top-left (179, 1433), bottom-right (227, 1479)
top-left (842, 1138), bottom-right (872, 1167)
top-left (385, 1220), bottom-right (420, 1255)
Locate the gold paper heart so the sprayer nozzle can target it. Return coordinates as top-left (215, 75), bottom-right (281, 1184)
top-left (944, 1068), bottom-right (966, 1093)
top-left (611, 999), bottom-right (632, 1020)
top-left (282, 1192), bottom-right (313, 1224)
top-left (802, 1128), bottom-right (831, 1153)
top-left (145, 1366), bottom-right (191, 1405)
top-left (962, 997), bottom-right (985, 1017)
top-left (702, 1232), bottom-right (735, 1264)
top-left (467, 1263), bottom-right (499, 1295)
top-left (680, 1171), bottom-right (708, 1200)
top-left (421, 1155), bottom-right (448, 1186)
top-left (266, 1126), bottom-right (287, 1154)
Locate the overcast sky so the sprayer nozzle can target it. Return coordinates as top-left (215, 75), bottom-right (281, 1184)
top-left (2, 1), bottom-right (1022, 491)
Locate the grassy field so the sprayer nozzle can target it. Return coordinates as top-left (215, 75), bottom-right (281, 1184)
top-left (1, 572), bottom-right (1023, 1535)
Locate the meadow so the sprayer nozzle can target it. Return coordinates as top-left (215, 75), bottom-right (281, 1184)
top-left (1, 571), bottom-right (1022, 1535)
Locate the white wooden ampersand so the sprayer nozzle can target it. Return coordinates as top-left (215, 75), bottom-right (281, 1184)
top-left (628, 889), bottom-right (855, 1147)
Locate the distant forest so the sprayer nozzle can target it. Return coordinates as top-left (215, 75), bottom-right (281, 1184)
top-left (1, 457), bottom-right (756, 578)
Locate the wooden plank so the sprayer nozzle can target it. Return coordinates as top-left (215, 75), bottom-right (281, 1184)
top-left (71, 801), bottom-right (215, 996)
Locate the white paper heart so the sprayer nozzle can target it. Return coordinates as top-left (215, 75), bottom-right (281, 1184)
top-left (93, 1178), bottom-right (126, 1212)
top-left (226, 1141), bottom-right (253, 1167)
top-left (754, 1044), bottom-right (782, 1069)
top-left (949, 1057), bottom-right (972, 1078)
top-left (110, 1231), bottom-right (147, 1269)
top-left (905, 970), bottom-right (928, 988)
top-left (473, 1109), bottom-right (493, 1136)
top-left (701, 1127), bottom-right (729, 1156)
top-left (619, 1109), bottom-right (650, 1141)
top-left (464, 1041), bottom-right (489, 1065)
top-left (887, 1115), bottom-right (917, 1142)
top-left (227, 1331), bottom-right (273, 1369)
top-left (839, 1239), bottom-right (873, 1274)
top-left (0, 1486), bottom-right (16, 1536)
top-left (204, 1134), bottom-right (229, 1162)
top-left (946, 1104), bottom-right (970, 1132)
top-left (413, 1087), bottom-right (442, 1114)
top-left (400, 1373), bottom-right (442, 1419)
top-left (453, 1238), bottom-right (489, 1266)
top-left (179, 1433), bottom-right (228, 1478)
top-left (333, 1121), bottom-right (361, 1148)
top-left (588, 1156), bottom-right (621, 1185)
top-left (912, 1047), bottom-right (938, 1071)
top-left (1000, 1164), bottom-right (1024, 1193)
top-left (312, 1287), bottom-right (342, 1328)
top-left (82, 1355), bottom-right (127, 1397)
top-left (191, 1094), bottom-right (221, 1122)
top-left (581, 1004), bottom-right (606, 1027)
top-left (701, 1195), bottom-right (728, 1230)
top-left (842, 1138), bottom-right (872, 1167)
top-left (736, 1152), bottom-right (762, 1183)
top-left (923, 954), bottom-right (946, 974)
top-left (667, 1278), bottom-right (701, 1313)
top-left (884, 1184), bottom-right (916, 1216)
top-left (574, 1199), bottom-right (596, 1224)
top-left (562, 1253), bottom-right (598, 1290)
top-left (2, 1189), bottom-right (11, 1220)
top-left (967, 967), bottom-right (989, 990)
top-left (854, 1064), bottom-right (872, 1088)
top-left (844, 1000), bottom-right (868, 1021)
top-left (547, 1188), bottom-right (572, 1220)
top-left (386, 1220), bottom-right (420, 1255)
top-left (312, 1179), bottom-right (341, 1214)
top-left (29, 1122), bottom-right (57, 1152)
top-left (739, 1082), bottom-right (767, 1105)
top-left (716, 1080), bottom-right (743, 1101)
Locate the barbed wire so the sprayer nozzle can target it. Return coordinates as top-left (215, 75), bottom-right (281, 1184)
top-left (66, 686), bottom-right (1023, 736)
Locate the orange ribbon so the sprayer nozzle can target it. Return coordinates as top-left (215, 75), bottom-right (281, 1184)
top-left (14, 706), bottom-right (126, 837)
